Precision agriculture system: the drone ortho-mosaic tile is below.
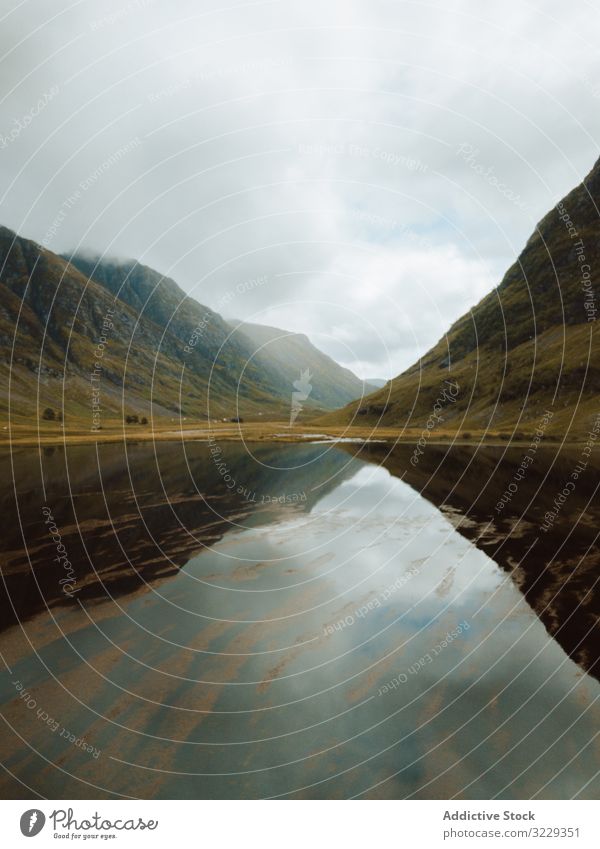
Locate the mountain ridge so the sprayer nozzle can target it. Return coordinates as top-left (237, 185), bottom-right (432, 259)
top-left (321, 155), bottom-right (600, 436)
top-left (0, 228), bottom-right (373, 425)
top-left (65, 252), bottom-right (374, 413)
top-left (231, 319), bottom-right (376, 410)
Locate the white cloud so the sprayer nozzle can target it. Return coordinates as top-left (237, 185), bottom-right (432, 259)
top-left (255, 241), bottom-right (493, 377)
top-left (1, 0), bottom-right (599, 376)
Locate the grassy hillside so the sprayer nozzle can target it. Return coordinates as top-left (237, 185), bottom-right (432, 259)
top-left (0, 231), bottom-right (373, 430)
top-left (65, 254), bottom-right (374, 414)
top-left (0, 228), bottom-right (289, 426)
top-left (233, 320), bottom-right (373, 410)
top-left (322, 156), bottom-right (600, 437)
top-left (61, 253), bottom-right (288, 409)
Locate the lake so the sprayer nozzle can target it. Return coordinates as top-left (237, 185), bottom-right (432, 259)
top-left (1, 438), bottom-right (599, 799)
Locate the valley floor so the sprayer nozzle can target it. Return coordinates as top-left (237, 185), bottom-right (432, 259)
top-left (0, 419), bottom-right (573, 447)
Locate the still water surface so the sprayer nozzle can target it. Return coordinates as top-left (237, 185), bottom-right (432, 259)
top-left (0, 440), bottom-right (598, 798)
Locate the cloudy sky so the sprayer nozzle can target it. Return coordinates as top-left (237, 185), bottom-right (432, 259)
top-left (1, 0), bottom-right (600, 378)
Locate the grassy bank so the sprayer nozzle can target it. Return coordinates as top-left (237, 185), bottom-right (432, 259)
top-left (0, 417), bottom-right (574, 447)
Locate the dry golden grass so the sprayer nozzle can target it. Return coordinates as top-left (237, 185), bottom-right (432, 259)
top-left (0, 417), bottom-right (572, 447)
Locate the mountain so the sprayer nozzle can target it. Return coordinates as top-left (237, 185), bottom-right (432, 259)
top-left (64, 254), bottom-right (374, 412)
top-left (232, 320), bottom-right (375, 410)
top-left (0, 228), bottom-right (370, 426)
top-left (65, 254), bottom-right (373, 412)
top-left (323, 156), bottom-right (600, 437)
top-left (0, 227), bottom-right (288, 424)
top-left (60, 251), bottom-right (295, 417)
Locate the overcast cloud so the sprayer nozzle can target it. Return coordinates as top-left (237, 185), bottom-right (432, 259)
top-left (1, 0), bottom-right (600, 378)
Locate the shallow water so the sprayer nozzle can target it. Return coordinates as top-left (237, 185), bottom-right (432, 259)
top-left (0, 440), bottom-right (599, 799)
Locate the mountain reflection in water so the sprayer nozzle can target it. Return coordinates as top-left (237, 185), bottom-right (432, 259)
top-left (0, 439), bottom-right (599, 799)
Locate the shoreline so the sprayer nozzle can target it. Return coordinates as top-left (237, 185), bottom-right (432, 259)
top-left (0, 422), bottom-right (582, 448)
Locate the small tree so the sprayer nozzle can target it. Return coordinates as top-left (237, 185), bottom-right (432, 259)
top-left (141, 417), bottom-right (148, 425)
top-left (42, 407), bottom-right (55, 421)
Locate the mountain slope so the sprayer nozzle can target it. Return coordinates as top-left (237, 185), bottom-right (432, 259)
top-left (60, 253), bottom-right (291, 411)
top-left (0, 229), bottom-right (371, 427)
top-left (323, 156), bottom-right (600, 436)
top-left (232, 320), bottom-right (373, 410)
top-left (0, 228), bottom-right (291, 424)
top-left (66, 254), bottom-right (372, 412)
